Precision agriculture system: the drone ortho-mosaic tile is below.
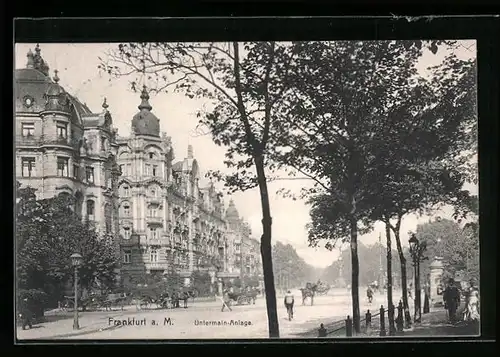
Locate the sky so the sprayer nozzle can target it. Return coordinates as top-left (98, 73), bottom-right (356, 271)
top-left (14, 41), bottom-right (477, 268)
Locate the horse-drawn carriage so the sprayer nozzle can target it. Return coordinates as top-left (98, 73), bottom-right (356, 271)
top-left (60, 292), bottom-right (132, 312)
top-left (299, 280), bottom-right (330, 305)
top-left (133, 287), bottom-right (196, 310)
top-left (227, 288), bottom-right (259, 305)
top-left (315, 281), bottom-right (331, 296)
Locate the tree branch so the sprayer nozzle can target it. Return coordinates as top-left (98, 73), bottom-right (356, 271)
top-left (262, 42), bottom-right (276, 148)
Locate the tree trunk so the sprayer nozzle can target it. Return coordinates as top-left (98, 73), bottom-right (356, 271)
top-left (349, 216), bottom-right (361, 333)
top-left (393, 228), bottom-right (412, 327)
top-left (385, 221), bottom-right (396, 335)
top-left (254, 154), bottom-right (280, 338)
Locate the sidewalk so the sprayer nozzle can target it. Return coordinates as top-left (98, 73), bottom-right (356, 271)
top-left (296, 305), bottom-right (479, 338)
top-left (16, 310), bottom-right (131, 340)
top-left (397, 308), bottom-right (480, 337)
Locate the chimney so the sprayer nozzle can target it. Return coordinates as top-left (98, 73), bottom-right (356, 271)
top-left (187, 144), bottom-right (193, 159)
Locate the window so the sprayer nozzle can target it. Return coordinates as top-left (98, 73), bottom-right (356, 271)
top-left (123, 227), bottom-right (131, 240)
top-left (86, 200), bottom-right (95, 220)
top-left (57, 157), bottom-right (69, 177)
top-left (120, 164), bottom-right (125, 175)
top-left (21, 123), bottom-right (35, 137)
top-left (21, 157), bottom-right (35, 177)
top-left (123, 204), bottom-right (130, 216)
top-left (101, 136), bottom-right (107, 151)
top-left (150, 189), bottom-right (156, 197)
top-left (123, 250), bottom-right (131, 264)
top-left (86, 166), bottom-right (94, 183)
top-left (145, 164), bottom-right (150, 176)
top-left (123, 186), bottom-right (130, 196)
top-left (149, 152), bottom-right (154, 159)
top-left (149, 207), bottom-right (157, 217)
top-left (152, 165), bottom-right (158, 177)
top-left (56, 122), bottom-right (68, 139)
top-left (150, 249), bottom-right (158, 262)
top-left (73, 165), bottom-right (79, 179)
top-left (149, 227), bottom-right (157, 240)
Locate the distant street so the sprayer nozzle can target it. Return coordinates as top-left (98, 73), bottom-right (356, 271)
top-left (18, 288), bottom-right (392, 339)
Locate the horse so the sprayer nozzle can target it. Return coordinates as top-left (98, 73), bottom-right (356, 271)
top-left (300, 283), bottom-right (318, 306)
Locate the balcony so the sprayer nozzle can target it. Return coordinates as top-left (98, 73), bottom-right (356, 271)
top-left (146, 262), bottom-right (166, 270)
top-left (146, 216), bottom-right (163, 226)
top-left (41, 136), bottom-right (73, 149)
top-left (16, 135), bottom-right (42, 147)
top-left (147, 197), bottom-right (163, 205)
top-left (120, 235), bottom-right (140, 246)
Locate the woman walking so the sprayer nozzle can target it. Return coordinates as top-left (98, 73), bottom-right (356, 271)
top-left (463, 280), bottom-right (480, 322)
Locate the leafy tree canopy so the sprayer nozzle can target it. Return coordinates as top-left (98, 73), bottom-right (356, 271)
top-left (414, 218), bottom-right (479, 282)
top-left (16, 184), bottom-right (119, 306)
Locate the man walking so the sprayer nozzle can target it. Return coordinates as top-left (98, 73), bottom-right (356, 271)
top-left (443, 278), bottom-right (461, 324)
top-left (284, 290), bottom-right (295, 320)
top-left (221, 290), bottom-right (232, 312)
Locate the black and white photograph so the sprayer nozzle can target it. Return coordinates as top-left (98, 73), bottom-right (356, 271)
top-left (15, 38), bottom-right (479, 340)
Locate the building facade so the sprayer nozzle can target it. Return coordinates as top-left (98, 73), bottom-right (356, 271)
top-left (15, 45), bottom-right (122, 259)
top-left (225, 200), bottom-right (263, 280)
top-left (15, 45), bottom-right (262, 291)
top-left (116, 86), bottom-right (241, 287)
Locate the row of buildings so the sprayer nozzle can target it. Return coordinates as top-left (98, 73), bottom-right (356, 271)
top-left (15, 45), bottom-right (263, 290)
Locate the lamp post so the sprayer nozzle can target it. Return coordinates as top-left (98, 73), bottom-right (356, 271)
top-left (409, 234), bottom-right (427, 323)
top-left (70, 253), bottom-right (83, 330)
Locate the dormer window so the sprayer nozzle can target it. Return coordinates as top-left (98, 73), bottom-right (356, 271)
top-left (56, 122), bottom-right (68, 139)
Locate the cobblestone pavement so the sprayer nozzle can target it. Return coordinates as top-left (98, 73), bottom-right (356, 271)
top-left (18, 288), bottom-right (388, 340)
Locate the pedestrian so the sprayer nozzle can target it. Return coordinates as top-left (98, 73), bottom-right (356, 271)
top-left (18, 297), bottom-right (33, 330)
top-left (318, 323), bottom-right (327, 337)
top-left (284, 290), bottom-right (294, 320)
top-left (366, 286), bottom-right (373, 303)
top-left (463, 279), bottom-right (480, 322)
top-left (221, 290), bottom-right (232, 312)
top-left (443, 278), bottom-right (461, 324)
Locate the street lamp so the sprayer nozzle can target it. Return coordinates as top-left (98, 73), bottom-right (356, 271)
top-left (70, 252), bottom-right (83, 330)
top-left (409, 234), bottom-right (427, 323)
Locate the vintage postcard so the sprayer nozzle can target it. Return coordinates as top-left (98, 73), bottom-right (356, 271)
top-left (14, 37), bottom-right (479, 341)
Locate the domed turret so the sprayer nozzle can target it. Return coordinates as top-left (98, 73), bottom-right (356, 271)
top-left (131, 86), bottom-right (160, 137)
top-left (43, 69), bottom-right (70, 113)
top-left (226, 199), bottom-right (240, 223)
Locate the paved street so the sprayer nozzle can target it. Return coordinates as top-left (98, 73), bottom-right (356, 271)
top-left (17, 288), bottom-right (389, 340)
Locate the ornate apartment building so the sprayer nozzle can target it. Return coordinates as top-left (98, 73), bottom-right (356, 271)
top-left (116, 86), bottom-right (243, 287)
top-left (15, 45), bottom-right (262, 290)
top-left (225, 200), bottom-right (263, 280)
top-left (15, 45), bottom-right (121, 258)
